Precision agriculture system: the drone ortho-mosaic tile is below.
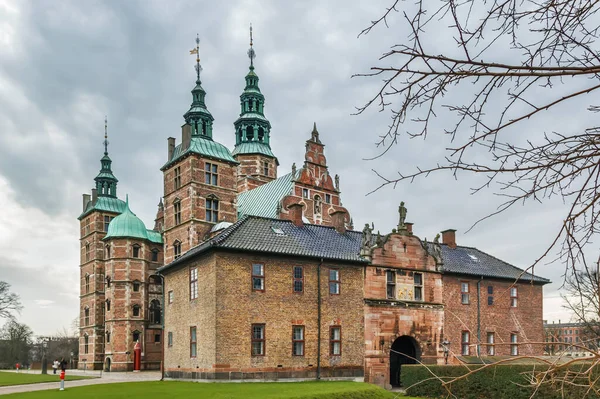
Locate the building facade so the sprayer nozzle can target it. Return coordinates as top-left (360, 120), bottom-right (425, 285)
top-left (78, 34), bottom-right (549, 386)
top-left (544, 321), bottom-right (600, 357)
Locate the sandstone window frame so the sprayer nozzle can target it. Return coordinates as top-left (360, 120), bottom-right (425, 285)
top-left (173, 199), bottom-right (182, 225)
top-left (83, 334), bottom-right (89, 354)
top-left (168, 332), bottom-right (173, 347)
top-left (132, 304), bottom-right (141, 317)
top-left (510, 332), bottom-right (519, 355)
top-left (293, 266), bottom-right (304, 293)
top-left (106, 331), bottom-right (111, 344)
top-left (133, 330), bottom-right (141, 342)
top-left (205, 197), bottom-right (219, 222)
top-left (149, 299), bottom-right (161, 325)
top-left (174, 240), bottom-right (182, 259)
top-left (105, 276), bottom-right (111, 288)
top-left (487, 332), bottom-right (495, 355)
top-left (461, 281), bottom-right (470, 304)
top-left (174, 166), bottom-right (181, 190)
top-left (104, 215), bottom-right (113, 232)
top-left (252, 264), bottom-right (265, 292)
top-left (330, 326), bottom-right (341, 356)
top-left (151, 248), bottom-right (159, 262)
top-left (510, 287), bottom-right (518, 307)
top-left (263, 160), bottom-right (269, 176)
top-left (132, 281), bottom-right (141, 292)
top-left (105, 244), bottom-right (111, 259)
top-left (132, 244), bottom-right (141, 258)
top-left (461, 330), bottom-right (470, 355)
top-left (292, 325), bottom-right (305, 356)
top-left (325, 193), bottom-right (331, 204)
top-left (251, 323), bottom-right (265, 356)
top-left (413, 272), bottom-right (423, 301)
top-left (302, 188), bottom-right (309, 198)
top-left (190, 267), bottom-right (198, 300)
top-left (386, 270), bottom-right (396, 299)
top-left (205, 162), bottom-right (218, 186)
top-left (84, 307), bottom-right (90, 326)
top-left (85, 242), bottom-right (90, 262)
top-left (105, 299), bottom-right (111, 312)
top-left (329, 269), bottom-right (340, 295)
top-left (85, 274), bottom-right (90, 294)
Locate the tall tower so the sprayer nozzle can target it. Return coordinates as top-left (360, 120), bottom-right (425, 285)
top-left (232, 25), bottom-right (278, 193)
top-left (161, 36), bottom-right (239, 264)
top-left (77, 118), bottom-right (126, 370)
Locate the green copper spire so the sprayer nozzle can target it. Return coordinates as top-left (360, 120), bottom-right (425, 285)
top-left (232, 25), bottom-right (274, 158)
top-left (184, 34), bottom-right (215, 139)
top-left (94, 116), bottom-right (118, 197)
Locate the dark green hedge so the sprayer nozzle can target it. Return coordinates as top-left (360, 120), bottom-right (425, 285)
top-left (403, 363), bottom-right (600, 399)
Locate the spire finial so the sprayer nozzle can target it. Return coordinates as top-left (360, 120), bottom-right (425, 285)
top-left (103, 116), bottom-right (109, 155)
top-left (190, 34), bottom-right (202, 83)
top-left (247, 23), bottom-right (256, 69)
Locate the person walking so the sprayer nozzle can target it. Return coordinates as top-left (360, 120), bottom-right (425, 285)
top-left (60, 358), bottom-right (67, 371)
top-left (52, 359), bottom-right (59, 374)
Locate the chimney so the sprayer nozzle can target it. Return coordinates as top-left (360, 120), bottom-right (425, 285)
top-left (441, 229), bottom-right (456, 248)
top-left (181, 124), bottom-right (192, 151)
top-left (91, 188), bottom-right (98, 205)
top-left (82, 194), bottom-right (91, 211)
top-left (286, 203), bottom-right (304, 227)
top-left (168, 137), bottom-right (176, 161)
top-left (331, 210), bottom-right (347, 234)
top-left (405, 222), bottom-right (413, 234)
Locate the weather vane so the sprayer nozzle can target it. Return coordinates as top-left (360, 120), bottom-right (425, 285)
top-left (247, 24), bottom-right (256, 68)
top-left (103, 116), bottom-right (109, 155)
top-left (189, 34), bottom-right (202, 81)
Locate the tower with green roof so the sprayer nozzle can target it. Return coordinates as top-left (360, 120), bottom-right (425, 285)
top-left (232, 25), bottom-right (278, 193)
top-left (160, 35), bottom-right (239, 264)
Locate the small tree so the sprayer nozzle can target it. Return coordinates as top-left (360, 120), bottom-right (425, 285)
top-left (0, 281), bottom-right (22, 320)
top-left (0, 320), bottom-right (33, 368)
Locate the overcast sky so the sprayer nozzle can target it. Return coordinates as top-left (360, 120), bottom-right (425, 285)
top-left (0, 0), bottom-right (581, 336)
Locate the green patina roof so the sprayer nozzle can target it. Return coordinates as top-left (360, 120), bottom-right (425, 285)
top-left (232, 142), bottom-right (276, 158)
top-left (237, 172), bottom-right (293, 218)
top-left (78, 196), bottom-right (126, 220)
top-left (162, 135), bottom-right (238, 170)
top-left (103, 197), bottom-right (163, 244)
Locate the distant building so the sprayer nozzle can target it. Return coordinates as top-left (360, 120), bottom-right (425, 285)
top-left (77, 34), bottom-right (550, 387)
top-left (544, 321), bottom-right (599, 357)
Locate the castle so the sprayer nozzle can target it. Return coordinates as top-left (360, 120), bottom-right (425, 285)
top-left (78, 33), bottom-right (549, 388)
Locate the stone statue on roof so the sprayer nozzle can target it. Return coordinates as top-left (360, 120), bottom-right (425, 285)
top-left (291, 163), bottom-right (296, 178)
top-left (433, 233), bottom-right (442, 264)
top-left (398, 201), bottom-right (407, 229)
top-left (361, 223), bottom-right (373, 250)
top-left (335, 174), bottom-right (339, 191)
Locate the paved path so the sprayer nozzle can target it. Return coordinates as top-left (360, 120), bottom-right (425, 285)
top-left (0, 371), bottom-right (161, 395)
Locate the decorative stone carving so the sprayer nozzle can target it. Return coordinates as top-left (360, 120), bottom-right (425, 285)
top-left (398, 201), bottom-right (407, 230)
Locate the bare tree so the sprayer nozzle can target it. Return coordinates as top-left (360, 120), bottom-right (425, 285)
top-left (356, 0), bottom-right (600, 276)
top-left (561, 255), bottom-right (600, 340)
top-left (0, 319), bottom-right (33, 368)
top-left (0, 281), bottom-right (22, 319)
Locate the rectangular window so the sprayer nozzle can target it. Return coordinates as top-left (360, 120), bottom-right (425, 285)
top-left (174, 201), bottom-right (181, 225)
top-left (104, 216), bottom-right (113, 232)
top-left (206, 199), bottom-right (219, 222)
top-left (168, 332), bottom-right (173, 347)
top-left (413, 272), bottom-right (423, 301)
top-left (302, 188), bottom-right (309, 198)
top-left (174, 166), bottom-right (181, 190)
top-left (205, 162), bottom-right (218, 186)
top-left (132, 246), bottom-right (140, 258)
top-left (168, 290), bottom-right (174, 304)
top-left (488, 285), bottom-right (493, 305)
top-left (190, 268), bottom-right (198, 300)
top-left (487, 332), bottom-right (495, 355)
top-left (330, 326), bottom-right (341, 355)
top-left (106, 332), bottom-right (111, 343)
top-left (154, 334), bottom-right (161, 343)
top-left (329, 269), bottom-right (340, 295)
top-left (151, 250), bottom-right (158, 262)
top-left (510, 333), bottom-right (518, 355)
top-left (461, 331), bottom-right (470, 355)
top-left (325, 194), bottom-right (331, 204)
top-left (292, 325), bottom-right (305, 356)
top-left (293, 266), bottom-right (303, 293)
top-left (174, 242), bottom-right (181, 259)
top-left (263, 161), bottom-right (269, 176)
top-left (190, 327), bottom-right (197, 357)
top-left (252, 264), bottom-right (264, 291)
top-left (386, 270), bottom-right (396, 299)
top-left (510, 287), bottom-right (518, 307)
top-left (461, 282), bottom-right (470, 304)
top-left (488, 296), bottom-right (494, 305)
top-left (251, 324), bottom-right (265, 356)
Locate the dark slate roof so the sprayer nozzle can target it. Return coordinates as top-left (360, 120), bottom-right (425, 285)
top-left (436, 244), bottom-right (550, 284)
top-left (159, 216), bottom-right (367, 273)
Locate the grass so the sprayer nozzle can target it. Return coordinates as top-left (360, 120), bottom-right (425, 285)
top-left (0, 371), bottom-right (93, 387)
top-left (0, 380), bottom-right (423, 398)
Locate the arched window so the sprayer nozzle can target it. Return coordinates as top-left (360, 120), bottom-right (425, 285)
top-left (84, 334), bottom-right (89, 354)
top-left (85, 242), bottom-right (90, 262)
top-left (151, 248), bottom-right (159, 262)
top-left (246, 125), bottom-right (254, 141)
top-left (132, 281), bottom-right (141, 292)
top-left (238, 128), bottom-right (243, 143)
top-left (105, 299), bottom-right (111, 311)
top-left (84, 307), bottom-right (90, 326)
top-left (132, 244), bottom-right (140, 258)
top-left (173, 240), bottom-right (182, 259)
top-left (106, 331), bottom-right (111, 343)
top-left (258, 127), bottom-right (265, 142)
top-left (150, 299), bottom-right (161, 325)
top-left (132, 304), bottom-right (141, 317)
top-left (85, 274), bottom-right (90, 294)
top-left (105, 244), bottom-right (111, 259)
top-left (132, 330), bottom-right (140, 342)
top-left (173, 199), bottom-right (181, 225)
top-left (105, 276), bottom-right (111, 288)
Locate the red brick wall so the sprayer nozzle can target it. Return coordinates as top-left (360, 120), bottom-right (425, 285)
top-left (235, 154), bottom-right (277, 193)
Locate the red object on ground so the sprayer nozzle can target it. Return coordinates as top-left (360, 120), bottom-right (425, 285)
top-left (60, 370), bottom-right (65, 380)
top-left (133, 341), bottom-right (141, 371)
top-left (15, 363), bottom-right (19, 370)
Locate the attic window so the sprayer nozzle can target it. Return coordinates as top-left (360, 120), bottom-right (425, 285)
top-left (468, 254), bottom-right (478, 261)
top-left (271, 227), bottom-right (285, 236)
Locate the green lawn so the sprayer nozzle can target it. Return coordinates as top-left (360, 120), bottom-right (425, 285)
top-left (1, 380), bottom-right (422, 398)
top-left (0, 371), bottom-right (93, 387)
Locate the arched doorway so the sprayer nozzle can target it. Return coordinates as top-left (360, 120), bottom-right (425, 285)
top-left (104, 357), bottom-right (111, 372)
top-left (390, 335), bottom-right (420, 387)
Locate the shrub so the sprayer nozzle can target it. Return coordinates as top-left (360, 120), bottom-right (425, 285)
top-left (403, 363), bottom-right (600, 399)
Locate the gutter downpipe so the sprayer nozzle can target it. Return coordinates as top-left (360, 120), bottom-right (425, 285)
top-left (317, 258), bottom-right (323, 380)
top-left (158, 271), bottom-right (165, 381)
top-left (477, 276), bottom-right (482, 358)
